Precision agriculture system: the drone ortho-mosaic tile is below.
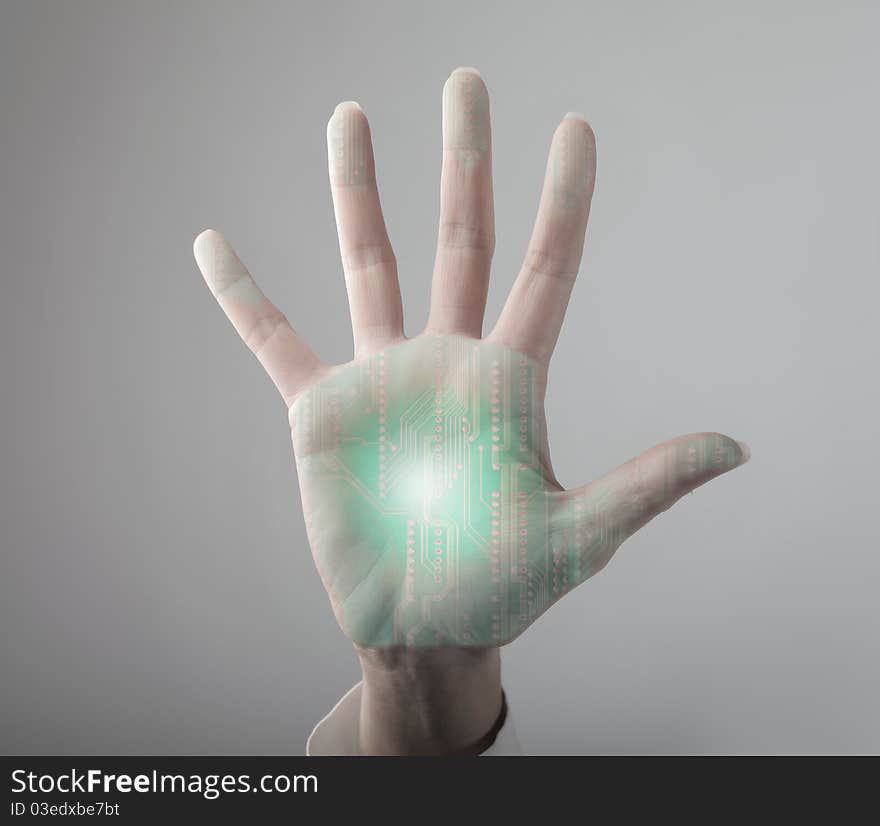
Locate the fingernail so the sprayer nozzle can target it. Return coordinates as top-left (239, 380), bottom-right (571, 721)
top-left (736, 440), bottom-right (751, 465)
top-left (564, 111), bottom-right (588, 122)
top-left (451, 66), bottom-right (481, 78)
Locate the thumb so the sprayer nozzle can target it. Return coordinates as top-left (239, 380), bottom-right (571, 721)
top-left (546, 432), bottom-right (749, 588)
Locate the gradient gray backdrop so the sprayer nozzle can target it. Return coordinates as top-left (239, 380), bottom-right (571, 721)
top-left (2, 0), bottom-right (878, 754)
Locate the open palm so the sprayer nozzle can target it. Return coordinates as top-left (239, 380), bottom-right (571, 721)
top-left (194, 69), bottom-right (748, 648)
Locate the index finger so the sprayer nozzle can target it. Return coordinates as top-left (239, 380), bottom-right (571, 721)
top-left (489, 113), bottom-right (596, 364)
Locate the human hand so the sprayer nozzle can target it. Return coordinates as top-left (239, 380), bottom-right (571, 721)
top-left (193, 68), bottom-right (749, 652)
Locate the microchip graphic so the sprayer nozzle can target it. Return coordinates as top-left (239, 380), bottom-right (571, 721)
top-left (293, 335), bottom-right (588, 647)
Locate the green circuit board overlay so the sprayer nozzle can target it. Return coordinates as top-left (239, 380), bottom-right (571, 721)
top-left (291, 335), bottom-right (739, 647)
top-left (292, 333), bottom-right (588, 647)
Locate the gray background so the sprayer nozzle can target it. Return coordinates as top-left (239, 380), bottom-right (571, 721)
top-left (2, 0), bottom-right (878, 754)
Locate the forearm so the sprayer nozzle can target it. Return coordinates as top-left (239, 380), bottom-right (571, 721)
top-left (355, 645), bottom-right (503, 756)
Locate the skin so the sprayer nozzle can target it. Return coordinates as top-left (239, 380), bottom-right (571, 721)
top-left (193, 67), bottom-right (750, 755)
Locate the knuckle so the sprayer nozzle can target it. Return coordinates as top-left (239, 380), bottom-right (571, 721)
top-left (343, 242), bottom-right (396, 275)
top-left (523, 247), bottom-right (577, 282)
top-left (438, 221), bottom-right (494, 255)
top-left (244, 312), bottom-right (287, 358)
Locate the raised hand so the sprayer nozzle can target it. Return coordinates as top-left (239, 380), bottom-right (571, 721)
top-left (193, 68), bottom-right (749, 650)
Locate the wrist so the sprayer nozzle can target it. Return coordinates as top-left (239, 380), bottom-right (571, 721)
top-left (355, 645), bottom-right (503, 756)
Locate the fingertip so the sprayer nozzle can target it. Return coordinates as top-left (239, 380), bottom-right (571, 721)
top-left (333, 100), bottom-right (363, 116)
top-left (192, 229), bottom-right (248, 293)
top-left (327, 103), bottom-right (375, 186)
top-left (685, 432), bottom-right (750, 474)
top-left (328, 101), bottom-right (371, 142)
top-left (327, 101), bottom-right (369, 140)
top-left (194, 227), bottom-right (219, 243)
top-left (193, 228), bottom-right (220, 268)
top-left (330, 101), bottom-right (366, 132)
top-left (444, 66), bottom-right (488, 97)
top-left (557, 111), bottom-right (596, 145)
top-left (442, 68), bottom-right (490, 153)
